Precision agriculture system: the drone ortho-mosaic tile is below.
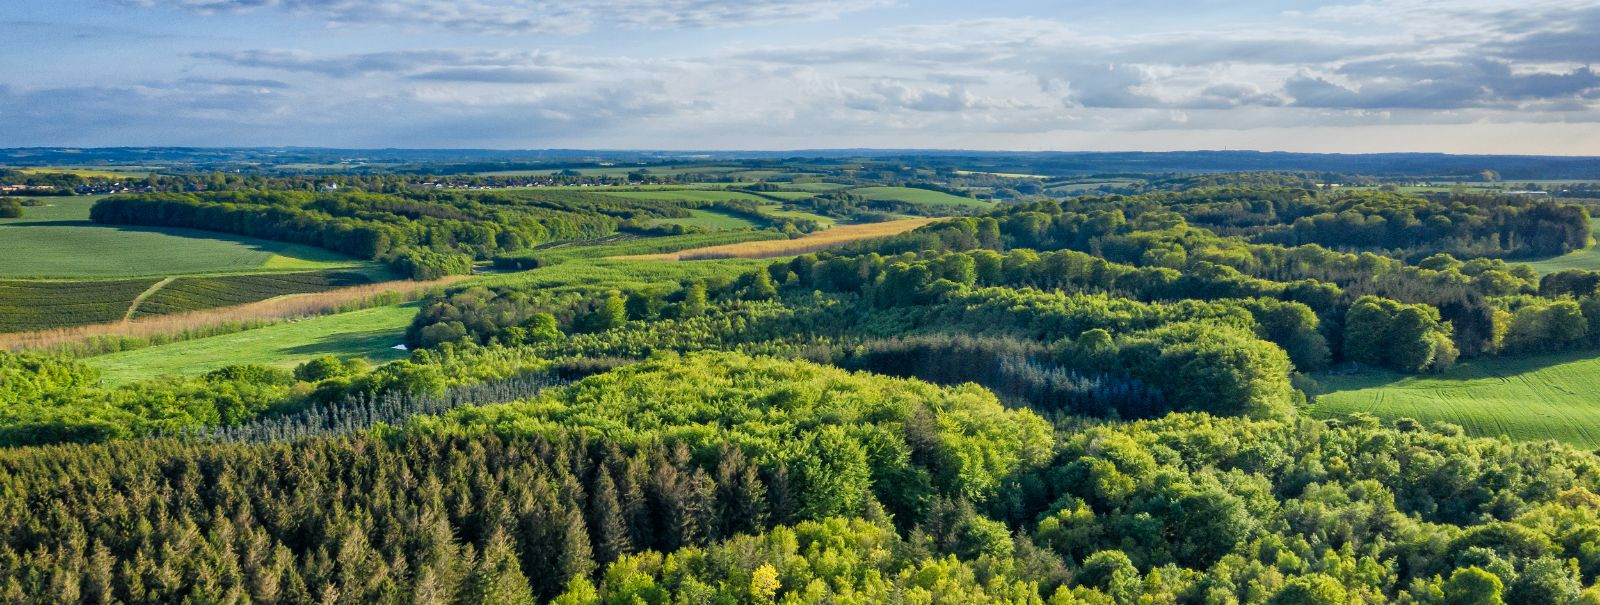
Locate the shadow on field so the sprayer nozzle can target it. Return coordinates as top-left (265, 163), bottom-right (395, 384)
top-left (1312, 349), bottom-right (1600, 394)
top-left (282, 328), bottom-right (411, 362)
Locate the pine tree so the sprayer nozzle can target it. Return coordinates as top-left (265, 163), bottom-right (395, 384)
top-left (589, 468), bottom-right (632, 564)
top-left (459, 530), bottom-right (536, 605)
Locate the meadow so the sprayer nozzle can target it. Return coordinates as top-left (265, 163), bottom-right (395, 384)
top-left (1524, 217), bottom-right (1600, 274)
top-left (1310, 351), bottom-right (1600, 448)
top-left (623, 217), bottom-right (938, 260)
top-left (593, 189), bottom-right (775, 203)
top-left (647, 208), bottom-right (765, 230)
top-left (86, 303), bottom-right (422, 383)
top-left (850, 186), bottom-right (991, 208)
top-left (0, 196), bottom-right (365, 278)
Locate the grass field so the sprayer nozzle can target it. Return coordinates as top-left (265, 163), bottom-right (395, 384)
top-left (759, 204), bottom-right (837, 228)
top-left (0, 197), bottom-right (366, 278)
top-left (17, 167), bottom-right (152, 178)
top-left (648, 208), bottom-right (764, 230)
top-left (1524, 218), bottom-right (1600, 274)
top-left (850, 186), bottom-right (989, 208)
top-left (595, 189), bottom-right (772, 204)
top-left (622, 217), bottom-right (938, 260)
top-left (1310, 350), bottom-right (1600, 448)
top-left (87, 303), bottom-right (421, 384)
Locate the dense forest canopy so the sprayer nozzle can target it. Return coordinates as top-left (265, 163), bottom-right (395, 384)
top-left (5, 160), bottom-right (1600, 604)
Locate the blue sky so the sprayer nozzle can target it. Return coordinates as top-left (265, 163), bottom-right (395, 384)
top-left (2, 0), bottom-right (1598, 153)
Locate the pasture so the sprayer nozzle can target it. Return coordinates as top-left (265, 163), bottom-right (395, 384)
top-left (87, 303), bottom-right (422, 384)
top-left (648, 208), bottom-right (765, 230)
top-left (595, 189), bottom-right (772, 204)
top-left (1310, 350), bottom-right (1600, 448)
top-left (850, 186), bottom-right (990, 208)
top-left (620, 217), bottom-right (938, 260)
top-left (1523, 218), bottom-right (1600, 274)
top-left (0, 197), bottom-right (366, 278)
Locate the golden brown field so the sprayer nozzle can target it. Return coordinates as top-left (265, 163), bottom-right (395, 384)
top-left (617, 218), bottom-right (937, 261)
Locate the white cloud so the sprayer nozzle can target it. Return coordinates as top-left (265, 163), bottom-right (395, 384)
top-left (113, 0), bottom-right (893, 34)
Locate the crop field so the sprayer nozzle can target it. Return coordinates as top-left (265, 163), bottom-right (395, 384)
top-left (87, 303), bottom-right (422, 384)
top-left (17, 167), bottom-right (152, 178)
top-left (0, 196), bottom-right (366, 278)
top-left (648, 208), bottom-right (765, 230)
top-left (850, 186), bottom-right (991, 208)
top-left (475, 257), bottom-right (768, 293)
top-left (0, 278), bottom-right (157, 332)
top-left (622, 217), bottom-right (938, 260)
top-left (595, 189), bottom-right (773, 203)
top-left (758, 204), bottom-right (837, 227)
top-left (132, 271), bottom-right (377, 317)
top-left (1310, 350), bottom-right (1600, 448)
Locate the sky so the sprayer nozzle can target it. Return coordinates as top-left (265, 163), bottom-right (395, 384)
top-left (1, 0), bottom-right (1598, 153)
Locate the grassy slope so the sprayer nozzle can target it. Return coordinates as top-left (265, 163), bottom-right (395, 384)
top-left (649, 208), bottom-right (765, 230)
top-left (1310, 350), bottom-right (1600, 448)
top-left (87, 303), bottom-right (421, 384)
top-left (594, 190), bottom-right (773, 203)
top-left (1, 197), bottom-right (364, 278)
top-left (1524, 217), bottom-right (1600, 275)
top-left (851, 186), bottom-right (990, 208)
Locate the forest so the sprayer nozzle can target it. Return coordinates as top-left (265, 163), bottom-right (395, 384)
top-left (6, 163), bottom-right (1600, 604)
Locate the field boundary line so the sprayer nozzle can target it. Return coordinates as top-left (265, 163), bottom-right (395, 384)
top-left (124, 277), bottom-right (176, 321)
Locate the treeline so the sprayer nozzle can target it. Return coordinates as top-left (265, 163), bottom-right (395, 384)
top-left (89, 191), bottom-right (626, 278)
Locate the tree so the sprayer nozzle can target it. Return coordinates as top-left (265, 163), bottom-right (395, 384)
top-left (294, 356), bottom-right (348, 382)
top-left (1269, 574), bottom-right (1347, 605)
top-left (595, 291), bottom-right (628, 331)
top-left (1445, 566), bottom-right (1505, 605)
top-left (460, 530), bottom-right (536, 605)
top-left (682, 280), bottom-right (708, 317)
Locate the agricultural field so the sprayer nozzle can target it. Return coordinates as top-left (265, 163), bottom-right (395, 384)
top-left (131, 271), bottom-right (378, 318)
top-left (0, 196), bottom-right (367, 278)
top-left (621, 217), bottom-right (937, 260)
top-left (646, 208), bottom-right (765, 230)
top-left (17, 167), bottom-right (153, 178)
top-left (593, 189), bottom-right (773, 203)
top-left (758, 204), bottom-right (837, 227)
top-left (0, 278), bottom-right (157, 332)
top-left (87, 303), bottom-right (421, 384)
top-left (1524, 217), bottom-right (1600, 274)
top-left (1310, 351), bottom-right (1600, 448)
top-left (850, 186), bottom-right (991, 208)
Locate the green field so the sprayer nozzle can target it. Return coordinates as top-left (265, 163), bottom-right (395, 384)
top-left (759, 204), bottom-right (837, 227)
top-left (1, 197), bottom-right (366, 278)
top-left (0, 278), bottom-right (157, 332)
top-left (595, 189), bottom-right (772, 203)
top-left (1310, 350), bottom-right (1600, 448)
top-left (648, 208), bottom-right (765, 230)
top-left (851, 186), bottom-right (990, 208)
top-left (86, 303), bottom-right (420, 384)
top-left (1524, 218), bottom-right (1600, 274)
top-left (17, 167), bottom-right (152, 178)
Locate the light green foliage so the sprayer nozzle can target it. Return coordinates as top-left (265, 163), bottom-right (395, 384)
top-left (428, 352), bottom-right (1054, 510)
